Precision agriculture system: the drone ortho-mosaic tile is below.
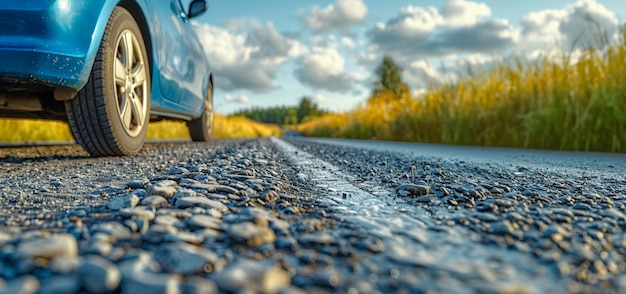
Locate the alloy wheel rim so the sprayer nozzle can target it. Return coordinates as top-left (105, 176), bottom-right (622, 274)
top-left (113, 29), bottom-right (148, 137)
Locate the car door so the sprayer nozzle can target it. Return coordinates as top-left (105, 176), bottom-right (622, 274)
top-left (153, 0), bottom-right (187, 103)
top-left (176, 0), bottom-right (209, 111)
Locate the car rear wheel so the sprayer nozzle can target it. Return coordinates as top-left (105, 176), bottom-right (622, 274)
top-left (187, 81), bottom-right (214, 141)
top-left (65, 7), bottom-right (150, 157)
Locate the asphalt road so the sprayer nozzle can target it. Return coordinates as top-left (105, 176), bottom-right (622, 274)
top-left (0, 137), bottom-right (625, 293)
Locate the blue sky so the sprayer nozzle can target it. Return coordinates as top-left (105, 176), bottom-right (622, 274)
top-left (192, 0), bottom-right (626, 114)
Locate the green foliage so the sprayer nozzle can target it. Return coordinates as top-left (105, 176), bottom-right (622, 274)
top-left (231, 96), bottom-right (328, 125)
top-left (374, 56), bottom-right (410, 99)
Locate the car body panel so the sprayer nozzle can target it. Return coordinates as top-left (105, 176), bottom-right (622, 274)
top-left (0, 0), bottom-right (210, 120)
top-left (0, 0), bottom-right (116, 91)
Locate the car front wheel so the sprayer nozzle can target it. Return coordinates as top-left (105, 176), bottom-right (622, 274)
top-left (65, 7), bottom-right (150, 157)
top-left (187, 81), bottom-right (214, 142)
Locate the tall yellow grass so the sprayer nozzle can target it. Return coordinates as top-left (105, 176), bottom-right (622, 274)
top-left (295, 40), bottom-right (626, 153)
top-left (0, 114), bottom-right (281, 143)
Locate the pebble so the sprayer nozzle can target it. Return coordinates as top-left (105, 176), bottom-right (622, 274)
top-left (182, 276), bottom-right (217, 294)
top-left (298, 232), bottom-right (337, 246)
top-left (38, 275), bottom-right (81, 294)
top-left (155, 243), bottom-right (219, 274)
top-left (17, 234), bottom-right (78, 260)
top-left (212, 259), bottom-right (290, 293)
top-left (79, 255), bottom-right (121, 293)
top-left (49, 256), bottom-right (83, 275)
top-left (1, 138), bottom-right (625, 294)
top-left (175, 197), bottom-right (228, 212)
top-left (226, 222), bottom-right (276, 248)
top-left (106, 194), bottom-right (140, 211)
top-left (121, 272), bottom-right (182, 294)
top-left (397, 184), bottom-right (430, 196)
top-left (141, 195), bottom-right (169, 208)
top-left (119, 208), bottom-right (156, 221)
top-left (0, 275), bottom-right (40, 294)
top-left (145, 181), bottom-right (178, 198)
top-left (186, 215), bottom-right (222, 230)
top-left (128, 178), bottom-right (149, 189)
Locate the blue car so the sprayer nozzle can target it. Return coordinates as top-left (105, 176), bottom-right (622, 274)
top-left (0, 0), bottom-right (214, 156)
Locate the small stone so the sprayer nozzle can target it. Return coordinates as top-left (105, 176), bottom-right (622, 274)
top-left (91, 222), bottom-right (133, 241)
top-left (119, 208), bottom-right (156, 221)
top-left (489, 222), bottom-right (514, 236)
top-left (191, 184), bottom-right (238, 195)
top-left (17, 234), bottom-right (78, 259)
top-left (314, 267), bottom-right (343, 288)
top-left (226, 222), bottom-right (276, 248)
top-left (182, 277), bottom-right (217, 294)
top-left (0, 275), bottom-right (39, 294)
top-left (168, 166), bottom-right (189, 175)
top-left (38, 275), bottom-right (81, 294)
top-left (171, 188), bottom-right (196, 202)
top-left (142, 225), bottom-right (178, 244)
top-left (186, 215), bottom-right (222, 231)
top-left (397, 184), bottom-right (430, 196)
top-left (118, 252), bottom-right (161, 277)
top-left (155, 243), bottom-right (219, 275)
top-left (141, 196), bottom-right (169, 208)
top-left (572, 203), bottom-right (592, 211)
top-left (157, 209), bottom-right (193, 219)
top-left (162, 231), bottom-right (204, 245)
top-left (416, 195), bottom-right (433, 203)
top-left (212, 259), bottom-right (290, 293)
top-left (175, 197), bottom-right (228, 212)
top-left (49, 256), bottom-right (83, 275)
top-left (106, 195), bottom-right (140, 211)
top-left (298, 232), bottom-right (337, 246)
top-left (79, 255), bottom-right (121, 294)
top-left (145, 181), bottom-right (178, 198)
top-left (154, 215), bottom-right (186, 229)
top-left (128, 178), bottom-right (149, 189)
top-left (121, 272), bottom-right (181, 294)
top-left (475, 213), bottom-right (499, 222)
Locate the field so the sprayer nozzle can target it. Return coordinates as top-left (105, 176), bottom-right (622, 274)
top-left (294, 38), bottom-right (626, 153)
top-left (0, 114), bottom-right (281, 143)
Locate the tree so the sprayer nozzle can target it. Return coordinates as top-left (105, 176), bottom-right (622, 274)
top-left (374, 56), bottom-right (409, 99)
top-left (297, 97), bottom-right (317, 123)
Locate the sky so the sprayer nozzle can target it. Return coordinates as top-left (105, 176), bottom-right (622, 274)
top-left (190, 0), bottom-right (626, 114)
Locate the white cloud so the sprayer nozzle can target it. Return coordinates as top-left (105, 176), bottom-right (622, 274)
top-left (193, 21), bottom-right (305, 93)
top-left (224, 95), bottom-right (250, 104)
top-left (367, 4), bottom-right (516, 60)
top-left (311, 94), bottom-right (327, 104)
top-left (404, 60), bottom-right (442, 88)
top-left (301, 0), bottom-right (367, 33)
top-left (294, 46), bottom-right (358, 93)
top-left (521, 0), bottom-right (618, 50)
top-left (220, 18), bottom-right (262, 32)
top-left (341, 36), bottom-right (356, 48)
top-left (441, 0), bottom-right (491, 26)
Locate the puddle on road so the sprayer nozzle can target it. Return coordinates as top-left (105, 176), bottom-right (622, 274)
top-left (273, 137), bottom-right (565, 292)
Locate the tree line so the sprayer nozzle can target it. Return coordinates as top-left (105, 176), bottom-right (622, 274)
top-left (230, 97), bottom-right (329, 125)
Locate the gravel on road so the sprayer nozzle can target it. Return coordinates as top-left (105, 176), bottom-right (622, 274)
top-left (0, 137), bottom-right (625, 293)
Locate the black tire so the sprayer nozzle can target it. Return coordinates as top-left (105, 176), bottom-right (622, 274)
top-left (65, 7), bottom-right (150, 157)
top-left (187, 81), bottom-right (214, 141)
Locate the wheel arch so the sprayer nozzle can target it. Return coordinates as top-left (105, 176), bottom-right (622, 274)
top-left (116, 0), bottom-right (154, 81)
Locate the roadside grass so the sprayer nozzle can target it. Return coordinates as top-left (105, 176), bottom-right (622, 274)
top-left (294, 39), bottom-right (626, 153)
top-left (0, 114), bottom-right (281, 143)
